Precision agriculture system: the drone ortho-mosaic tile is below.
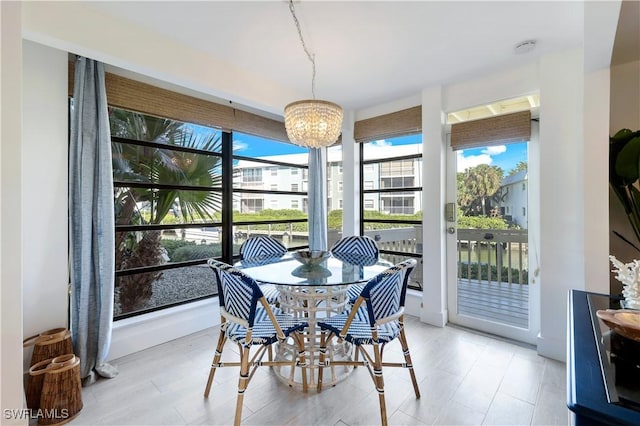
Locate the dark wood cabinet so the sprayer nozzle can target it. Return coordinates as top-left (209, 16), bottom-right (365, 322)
top-left (568, 289), bottom-right (640, 425)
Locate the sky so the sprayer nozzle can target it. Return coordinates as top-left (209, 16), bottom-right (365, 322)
top-left (231, 131), bottom-right (527, 174)
top-left (457, 143), bottom-right (528, 174)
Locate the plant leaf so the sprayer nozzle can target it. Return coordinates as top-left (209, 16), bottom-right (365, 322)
top-left (616, 136), bottom-right (640, 182)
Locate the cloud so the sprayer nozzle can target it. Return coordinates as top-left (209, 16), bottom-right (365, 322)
top-left (233, 140), bottom-right (248, 152)
top-left (482, 145), bottom-right (506, 155)
top-left (370, 139), bottom-right (392, 147)
top-left (457, 151), bottom-right (492, 172)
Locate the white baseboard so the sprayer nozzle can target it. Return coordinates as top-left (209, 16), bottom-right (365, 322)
top-left (537, 332), bottom-right (566, 362)
top-left (108, 298), bottom-right (220, 361)
top-left (405, 289), bottom-right (447, 327)
top-left (405, 290), bottom-right (423, 317)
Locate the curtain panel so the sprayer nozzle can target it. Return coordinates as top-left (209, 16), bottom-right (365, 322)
top-left (308, 148), bottom-right (328, 251)
top-left (69, 56), bottom-right (119, 385)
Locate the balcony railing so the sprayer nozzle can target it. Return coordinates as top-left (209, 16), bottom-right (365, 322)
top-left (457, 228), bottom-right (528, 285)
top-left (456, 228), bottom-right (529, 328)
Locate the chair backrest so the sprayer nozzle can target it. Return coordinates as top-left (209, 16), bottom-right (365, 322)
top-left (331, 251), bottom-right (378, 267)
top-left (359, 258), bottom-right (417, 325)
top-left (330, 235), bottom-right (379, 258)
top-left (207, 259), bottom-right (264, 327)
top-left (239, 236), bottom-right (287, 260)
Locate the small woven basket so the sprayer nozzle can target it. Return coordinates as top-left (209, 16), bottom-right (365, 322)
top-left (24, 328), bottom-right (74, 367)
top-left (26, 358), bottom-right (54, 409)
top-left (38, 354), bottom-right (83, 425)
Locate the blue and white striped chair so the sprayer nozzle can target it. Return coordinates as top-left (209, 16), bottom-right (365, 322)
top-left (316, 258), bottom-right (420, 426)
top-left (239, 236), bottom-right (288, 305)
top-left (240, 235), bottom-right (287, 259)
top-left (330, 235), bottom-right (380, 304)
top-left (205, 260), bottom-right (308, 426)
top-left (330, 235), bottom-right (379, 258)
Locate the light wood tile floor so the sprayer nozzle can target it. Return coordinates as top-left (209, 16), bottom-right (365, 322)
top-left (71, 316), bottom-right (568, 425)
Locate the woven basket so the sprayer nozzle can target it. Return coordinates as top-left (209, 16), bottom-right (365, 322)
top-left (24, 328), bottom-right (74, 367)
top-left (26, 358), bottom-right (54, 409)
top-left (38, 354), bottom-right (83, 425)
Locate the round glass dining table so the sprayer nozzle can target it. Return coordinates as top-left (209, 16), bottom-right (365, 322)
top-left (235, 253), bottom-right (391, 389)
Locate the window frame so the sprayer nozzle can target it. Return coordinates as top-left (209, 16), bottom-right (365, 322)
top-left (359, 142), bottom-right (423, 291)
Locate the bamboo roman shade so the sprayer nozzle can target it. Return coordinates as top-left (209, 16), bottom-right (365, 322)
top-left (450, 110), bottom-right (531, 150)
top-left (68, 61), bottom-right (289, 143)
top-left (354, 106), bottom-right (422, 143)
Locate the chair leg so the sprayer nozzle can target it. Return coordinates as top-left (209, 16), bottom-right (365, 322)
top-left (204, 328), bottom-right (227, 398)
top-left (353, 342), bottom-right (359, 367)
top-left (398, 327), bottom-right (420, 398)
top-left (234, 346), bottom-right (251, 426)
top-left (293, 333), bottom-right (308, 392)
top-left (372, 344), bottom-right (388, 426)
top-left (317, 331), bottom-right (327, 392)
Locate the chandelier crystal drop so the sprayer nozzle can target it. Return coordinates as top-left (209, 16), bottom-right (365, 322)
top-left (284, 0), bottom-right (343, 148)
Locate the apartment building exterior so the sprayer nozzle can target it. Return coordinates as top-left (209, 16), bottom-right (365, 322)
top-left (497, 170), bottom-right (528, 228)
top-left (233, 144), bottom-right (424, 215)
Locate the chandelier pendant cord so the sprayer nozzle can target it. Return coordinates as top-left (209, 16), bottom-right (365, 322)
top-left (289, 0), bottom-right (316, 100)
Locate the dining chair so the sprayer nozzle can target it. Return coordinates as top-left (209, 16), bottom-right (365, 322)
top-left (205, 259), bottom-right (308, 426)
top-left (316, 258), bottom-right (420, 426)
top-left (239, 236), bottom-right (288, 305)
top-left (330, 235), bottom-right (380, 304)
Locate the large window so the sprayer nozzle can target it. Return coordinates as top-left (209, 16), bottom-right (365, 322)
top-left (110, 112), bottom-right (312, 319)
top-left (232, 132), bottom-right (309, 256)
top-left (361, 135), bottom-right (423, 290)
top-left (111, 108), bottom-right (224, 319)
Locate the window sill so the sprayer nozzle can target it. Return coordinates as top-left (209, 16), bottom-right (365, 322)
top-left (108, 298), bottom-right (220, 361)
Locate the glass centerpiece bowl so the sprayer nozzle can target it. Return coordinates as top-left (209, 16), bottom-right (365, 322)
top-left (292, 250), bottom-right (331, 268)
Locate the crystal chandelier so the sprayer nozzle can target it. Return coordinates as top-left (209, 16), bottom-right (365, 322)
top-left (284, 0), bottom-right (343, 148)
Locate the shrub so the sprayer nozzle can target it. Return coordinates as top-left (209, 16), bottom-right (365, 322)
top-left (459, 262), bottom-right (528, 284)
top-left (161, 239), bottom-right (196, 261)
top-left (172, 243), bottom-right (222, 262)
top-left (457, 214), bottom-right (509, 230)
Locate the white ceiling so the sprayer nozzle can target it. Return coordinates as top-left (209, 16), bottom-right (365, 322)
top-left (84, 1), bottom-right (591, 115)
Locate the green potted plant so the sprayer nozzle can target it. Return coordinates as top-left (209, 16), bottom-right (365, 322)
top-left (610, 128), bottom-right (640, 252)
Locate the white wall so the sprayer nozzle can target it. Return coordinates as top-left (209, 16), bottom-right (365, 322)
top-left (583, 68), bottom-right (611, 294)
top-left (22, 41), bottom-right (70, 369)
top-left (538, 48), bottom-right (586, 361)
top-left (1, 2), bottom-right (27, 422)
top-left (421, 86), bottom-right (447, 327)
top-left (21, 1), bottom-right (297, 118)
top-left (610, 60), bottom-right (640, 132)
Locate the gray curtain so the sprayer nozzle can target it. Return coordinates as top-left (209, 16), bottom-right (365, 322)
top-left (69, 56), bottom-right (118, 385)
top-left (308, 148), bottom-right (328, 251)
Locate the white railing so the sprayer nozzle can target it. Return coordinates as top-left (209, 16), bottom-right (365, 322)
top-left (457, 228), bottom-right (528, 285)
top-left (364, 227), bottom-right (420, 253)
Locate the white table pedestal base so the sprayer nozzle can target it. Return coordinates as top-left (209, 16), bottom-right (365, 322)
top-left (272, 284), bottom-right (353, 389)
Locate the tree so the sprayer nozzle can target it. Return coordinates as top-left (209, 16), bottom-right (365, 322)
top-left (457, 172), bottom-right (474, 214)
top-left (461, 164), bottom-right (504, 216)
top-left (507, 161), bottom-right (527, 177)
top-left (110, 108), bottom-right (222, 312)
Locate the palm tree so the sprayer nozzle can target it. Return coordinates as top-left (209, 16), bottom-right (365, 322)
top-left (507, 161), bottom-right (528, 177)
top-left (462, 164), bottom-right (504, 216)
top-left (110, 108), bottom-right (222, 312)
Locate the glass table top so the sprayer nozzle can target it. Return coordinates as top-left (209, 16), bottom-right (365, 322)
top-left (234, 254), bottom-right (391, 286)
